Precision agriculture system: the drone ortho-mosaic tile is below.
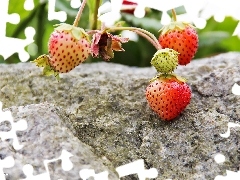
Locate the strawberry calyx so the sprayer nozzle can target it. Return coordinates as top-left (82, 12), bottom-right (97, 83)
top-left (32, 54), bottom-right (60, 81)
top-left (54, 23), bottom-right (90, 42)
top-left (149, 73), bottom-right (186, 83)
top-left (159, 21), bottom-right (195, 35)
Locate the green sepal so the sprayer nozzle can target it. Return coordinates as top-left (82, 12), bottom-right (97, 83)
top-left (32, 54), bottom-right (49, 67)
top-left (173, 73), bottom-right (187, 82)
top-left (32, 54), bottom-right (60, 81)
top-left (43, 66), bottom-right (60, 81)
top-left (54, 23), bottom-right (90, 42)
top-left (43, 66), bottom-right (53, 76)
top-left (149, 73), bottom-right (187, 83)
top-left (54, 23), bottom-right (73, 31)
top-left (159, 21), bottom-right (196, 35)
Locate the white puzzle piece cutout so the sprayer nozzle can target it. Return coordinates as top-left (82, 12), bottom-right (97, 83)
top-left (0, 0), bottom-right (35, 62)
top-left (0, 102), bottom-right (28, 150)
top-left (0, 156), bottom-right (15, 180)
top-left (0, 0), bottom-right (81, 62)
top-left (21, 164), bottom-right (51, 180)
top-left (21, 149), bottom-right (73, 180)
top-left (214, 153), bottom-right (226, 164)
top-left (24, 0), bottom-right (34, 11)
top-left (79, 169), bottom-right (109, 180)
top-left (116, 159), bottom-right (158, 180)
top-left (48, 0), bottom-right (67, 22)
top-left (215, 170), bottom-right (240, 180)
top-left (232, 83), bottom-right (240, 95)
top-left (215, 84), bottom-right (240, 180)
top-left (220, 122), bottom-right (240, 138)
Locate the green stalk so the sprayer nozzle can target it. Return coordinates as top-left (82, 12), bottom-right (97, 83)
top-left (91, 0), bottom-right (101, 30)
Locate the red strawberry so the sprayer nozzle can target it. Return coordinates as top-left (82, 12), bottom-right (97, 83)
top-left (121, 0), bottom-right (138, 14)
top-left (159, 22), bottom-right (198, 65)
top-left (33, 23), bottom-right (90, 79)
top-left (145, 74), bottom-right (191, 120)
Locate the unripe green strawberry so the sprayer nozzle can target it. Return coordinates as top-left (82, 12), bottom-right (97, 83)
top-left (159, 21), bottom-right (198, 65)
top-left (146, 74), bottom-right (191, 120)
top-left (33, 23), bottom-right (90, 79)
top-left (151, 48), bottom-right (179, 74)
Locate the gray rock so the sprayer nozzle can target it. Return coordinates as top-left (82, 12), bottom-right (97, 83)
top-left (1, 103), bottom-right (118, 180)
top-left (0, 52), bottom-right (240, 179)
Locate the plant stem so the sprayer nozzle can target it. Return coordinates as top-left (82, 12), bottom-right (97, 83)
top-left (91, 0), bottom-right (101, 30)
top-left (107, 27), bottom-right (162, 50)
top-left (73, 0), bottom-right (87, 27)
top-left (171, 9), bottom-right (177, 21)
top-left (132, 29), bottom-right (160, 50)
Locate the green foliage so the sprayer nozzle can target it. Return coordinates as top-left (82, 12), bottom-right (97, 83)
top-left (116, 14), bottom-right (240, 66)
top-left (4, 0), bottom-right (89, 63)
top-left (3, 1), bottom-right (240, 67)
top-left (195, 17), bottom-right (240, 58)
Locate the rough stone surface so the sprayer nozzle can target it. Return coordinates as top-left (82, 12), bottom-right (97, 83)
top-left (0, 103), bottom-right (118, 180)
top-left (0, 52), bottom-right (240, 179)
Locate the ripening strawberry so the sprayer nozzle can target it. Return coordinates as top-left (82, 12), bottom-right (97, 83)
top-left (121, 0), bottom-right (137, 14)
top-left (145, 74), bottom-right (191, 120)
top-left (33, 23), bottom-right (90, 79)
top-left (151, 48), bottom-right (179, 74)
top-left (159, 21), bottom-right (198, 65)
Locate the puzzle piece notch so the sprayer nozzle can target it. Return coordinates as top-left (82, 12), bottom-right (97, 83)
top-left (0, 0), bottom-right (35, 61)
top-left (0, 102), bottom-right (28, 150)
top-left (79, 169), bottom-right (109, 180)
top-left (233, 22), bottom-right (240, 38)
top-left (116, 159), bottom-right (158, 180)
top-left (24, 0), bottom-right (34, 11)
top-left (0, 156), bottom-right (15, 180)
top-left (21, 149), bottom-right (73, 180)
top-left (7, 13), bottom-right (20, 25)
top-left (215, 117), bottom-right (240, 179)
top-left (220, 122), bottom-right (240, 138)
top-left (20, 164), bottom-right (50, 180)
top-left (0, 26), bottom-right (35, 62)
top-left (48, 0), bottom-right (67, 22)
top-left (214, 153), bottom-right (226, 164)
top-left (232, 83), bottom-right (240, 95)
top-left (215, 170), bottom-right (240, 180)
top-left (0, 0), bottom-right (81, 62)
top-left (0, 0), bottom-right (20, 37)
top-left (70, 0), bottom-right (81, 8)
top-left (43, 149), bottom-right (74, 172)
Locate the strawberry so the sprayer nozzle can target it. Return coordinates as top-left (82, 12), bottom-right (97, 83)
top-left (151, 48), bottom-right (179, 74)
top-left (33, 23), bottom-right (91, 79)
top-left (158, 21), bottom-right (198, 65)
top-left (121, 0), bottom-right (138, 14)
top-left (145, 74), bottom-right (191, 120)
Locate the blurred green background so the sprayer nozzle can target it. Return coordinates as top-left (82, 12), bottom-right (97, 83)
top-left (1, 0), bottom-right (240, 67)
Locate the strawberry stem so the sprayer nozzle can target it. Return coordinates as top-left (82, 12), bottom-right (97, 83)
top-left (171, 9), bottom-right (177, 22)
top-left (91, 0), bottom-right (101, 30)
top-left (105, 27), bottom-right (162, 50)
top-left (73, 0), bottom-right (87, 27)
top-left (131, 29), bottom-right (160, 50)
